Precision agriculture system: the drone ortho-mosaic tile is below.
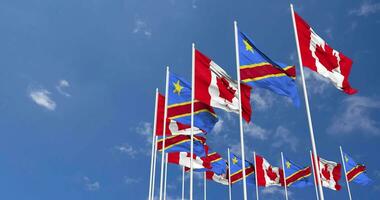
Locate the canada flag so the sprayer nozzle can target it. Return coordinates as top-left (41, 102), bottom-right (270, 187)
top-left (167, 152), bottom-right (211, 170)
top-left (318, 157), bottom-right (342, 190)
top-left (294, 12), bottom-right (357, 95)
top-left (255, 154), bottom-right (284, 187)
top-left (206, 171), bottom-right (229, 185)
top-left (195, 49), bottom-right (252, 122)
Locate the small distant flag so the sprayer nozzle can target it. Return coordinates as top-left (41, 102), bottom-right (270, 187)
top-left (283, 157), bottom-right (312, 187)
top-left (255, 154), bottom-right (284, 187)
top-left (293, 12), bottom-right (357, 94)
top-left (342, 152), bottom-right (372, 185)
top-left (229, 153), bottom-right (255, 185)
top-left (156, 135), bottom-right (207, 157)
top-left (155, 93), bottom-right (203, 136)
top-left (238, 31), bottom-right (300, 107)
top-left (316, 157), bottom-right (342, 191)
top-left (168, 73), bottom-right (219, 134)
top-left (194, 49), bottom-right (252, 122)
top-left (167, 152), bottom-right (211, 170)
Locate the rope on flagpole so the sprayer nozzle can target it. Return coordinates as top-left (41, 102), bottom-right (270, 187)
top-left (159, 67), bottom-right (170, 200)
top-left (148, 89), bottom-right (159, 200)
top-left (310, 150), bottom-right (320, 200)
top-left (190, 43), bottom-right (195, 200)
top-left (290, 4), bottom-right (324, 200)
top-left (233, 20), bottom-right (248, 200)
top-left (340, 146), bottom-right (353, 200)
top-left (227, 148), bottom-right (232, 200)
top-left (281, 152), bottom-right (289, 200)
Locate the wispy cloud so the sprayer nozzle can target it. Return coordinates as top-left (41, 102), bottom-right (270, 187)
top-left (302, 68), bottom-right (330, 95)
top-left (136, 122), bottom-right (153, 143)
top-left (212, 119), bottom-right (224, 135)
top-left (244, 123), bottom-right (269, 140)
top-left (56, 79), bottom-right (71, 97)
top-left (261, 186), bottom-right (292, 197)
top-left (83, 176), bottom-right (100, 191)
top-left (29, 88), bottom-right (56, 111)
top-left (350, 1), bottom-right (380, 16)
top-left (191, 0), bottom-right (198, 9)
top-left (133, 19), bottom-right (152, 37)
top-left (272, 126), bottom-right (299, 152)
top-left (114, 143), bottom-right (138, 158)
top-left (328, 96), bottom-right (380, 135)
top-left (124, 176), bottom-right (141, 184)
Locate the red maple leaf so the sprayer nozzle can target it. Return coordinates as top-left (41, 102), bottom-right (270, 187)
top-left (321, 164), bottom-right (331, 180)
top-left (266, 166), bottom-right (278, 181)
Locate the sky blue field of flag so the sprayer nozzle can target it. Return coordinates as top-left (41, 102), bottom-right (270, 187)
top-left (0, 0), bottom-right (380, 199)
top-left (167, 72), bottom-right (218, 134)
top-left (283, 156), bottom-right (313, 188)
top-left (342, 151), bottom-right (373, 185)
top-left (229, 152), bottom-right (255, 185)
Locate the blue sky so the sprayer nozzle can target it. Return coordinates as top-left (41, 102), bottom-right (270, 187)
top-left (0, 0), bottom-right (379, 199)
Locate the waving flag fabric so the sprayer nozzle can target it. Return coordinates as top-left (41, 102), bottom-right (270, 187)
top-left (317, 157), bottom-right (342, 190)
top-left (229, 153), bottom-right (255, 184)
top-left (168, 73), bottom-right (218, 134)
top-left (155, 93), bottom-right (203, 136)
top-left (156, 135), bottom-right (207, 157)
top-left (167, 152), bottom-right (211, 170)
top-left (255, 154), bottom-right (284, 187)
top-left (283, 157), bottom-right (312, 187)
top-left (195, 49), bottom-right (252, 122)
top-left (238, 32), bottom-right (300, 107)
top-left (294, 12), bottom-right (357, 94)
top-left (342, 152), bottom-right (372, 185)
top-left (188, 152), bottom-right (227, 176)
top-left (206, 171), bottom-right (229, 185)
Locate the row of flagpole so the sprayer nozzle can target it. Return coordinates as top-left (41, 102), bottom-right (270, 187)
top-left (146, 4), bottom-right (356, 200)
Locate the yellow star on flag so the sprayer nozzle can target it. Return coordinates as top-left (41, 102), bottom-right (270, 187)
top-left (173, 80), bottom-right (183, 95)
top-left (286, 161), bottom-right (291, 169)
top-left (232, 157), bottom-right (238, 165)
top-left (243, 39), bottom-right (254, 53)
top-left (345, 155), bottom-right (349, 163)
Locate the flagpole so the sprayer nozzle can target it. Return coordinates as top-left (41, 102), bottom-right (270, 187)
top-left (149, 88), bottom-right (159, 200)
top-left (159, 66), bottom-right (170, 200)
top-left (190, 43), bottom-right (195, 200)
top-left (151, 136), bottom-right (158, 200)
top-left (163, 153), bottom-right (168, 200)
top-left (290, 4), bottom-right (324, 200)
top-left (254, 151), bottom-right (259, 200)
top-left (182, 166), bottom-right (185, 200)
top-left (340, 146), bottom-right (353, 200)
top-left (281, 152), bottom-right (289, 200)
top-left (310, 151), bottom-right (320, 200)
top-left (204, 171), bottom-right (207, 200)
top-left (233, 20), bottom-right (248, 200)
top-left (227, 148), bottom-right (232, 200)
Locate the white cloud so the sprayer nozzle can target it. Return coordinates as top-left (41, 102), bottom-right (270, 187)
top-left (83, 176), bottom-right (100, 191)
top-left (56, 79), bottom-right (71, 97)
top-left (272, 126), bottom-right (299, 152)
top-left (124, 177), bottom-right (141, 184)
top-left (261, 186), bottom-right (291, 197)
top-left (251, 91), bottom-right (275, 111)
top-left (133, 19), bottom-right (152, 37)
top-left (328, 96), bottom-right (380, 135)
top-left (212, 119), bottom-right (224, 135)
top-left (350, 1), bottom-right (380, 16)
top-left (29, 88), bottom-right (56, 111)
top-left (136, 122), bottom-right (153, 143)
top-left (191, 0), bottom-right (198, 9)
top-left (115, 143), bottom-right (138, 158)
top-left (244, 123), bottom-right (269, 140)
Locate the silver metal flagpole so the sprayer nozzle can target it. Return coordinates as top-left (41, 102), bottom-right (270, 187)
top-left (190, 43), bottom-right (195, 200)
top-left (233, 20), bottom-right (248, 200)
top-left (182, 166), bottom-right (185, 200)
top-left (163, 153), bottom-right (168, 200)
top-left (340, 146), bottom-right (353, 200)
top-left (281, 152), bottom-right (289, 200)
top-left (149, 88), bottom-right (159, 200)
top-left (310, 150), bottom-right (320, 200)
top-left (254, 151), bottom-right (259, 200)
top-left (290, 4), bottom-right (325, 200)
top-left (159, 66), bottom-right (170, 200)
top-left (151, 136), bottom-right (158, 200)
top-left (227, 148), bottom-right (232, 200)
top-left (204, 171), bottom-right (207, 200)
